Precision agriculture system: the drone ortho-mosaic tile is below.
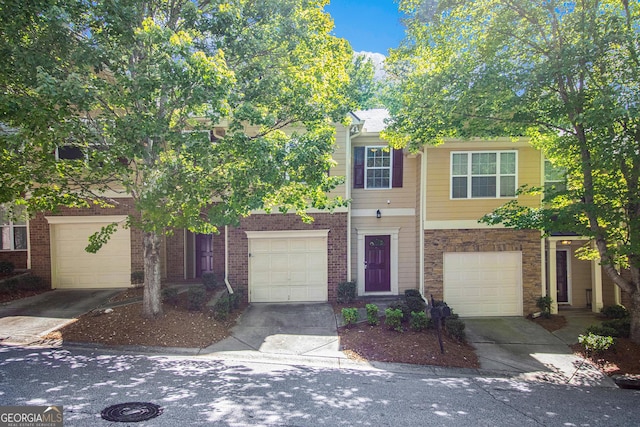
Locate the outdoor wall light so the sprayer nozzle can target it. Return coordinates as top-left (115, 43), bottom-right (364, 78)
top-left (376, 209), bottom-right (382, 219)
top-left (560, 240), bottom-right (572, 245)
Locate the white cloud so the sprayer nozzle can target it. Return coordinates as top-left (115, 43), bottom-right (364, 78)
top-left (355, 51), bottom-right (387, 81)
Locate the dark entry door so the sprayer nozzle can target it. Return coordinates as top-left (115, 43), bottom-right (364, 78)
top-left (365, 235), bottom-right (391, 292)
top-left (196, 234), bottom-right (214, 277)
top-left (556, 250), bottom-right (569, 303)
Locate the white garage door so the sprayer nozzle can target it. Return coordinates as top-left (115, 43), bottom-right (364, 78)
top-left (247, 230), bottom-right (328, 303)
top-left (443, 251), bottom-right (523, 316)
top-left (48, 216), bottom-right (131, 289)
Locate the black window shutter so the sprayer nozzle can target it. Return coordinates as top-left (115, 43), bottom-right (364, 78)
top-left (353, 146), bottom-right (365, 188)
top-left (392, 148), bottom-right (403, 188)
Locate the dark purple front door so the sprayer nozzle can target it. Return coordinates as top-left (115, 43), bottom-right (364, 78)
top-left (365, 235), bottom-right (391, 292)
top-left (556, 250), bottom-right (569, 303)
top-left (195, 234), bottom-right (214, 277)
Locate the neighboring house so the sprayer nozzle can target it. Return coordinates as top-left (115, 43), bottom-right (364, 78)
top-left (3, 109), bottom-right (626, 316)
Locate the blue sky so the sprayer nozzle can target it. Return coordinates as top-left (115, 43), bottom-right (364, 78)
top-left (325, 1), bottom-right (405, 55)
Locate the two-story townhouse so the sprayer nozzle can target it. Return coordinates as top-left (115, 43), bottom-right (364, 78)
top-left (3, 108), bottom-right (626, 315)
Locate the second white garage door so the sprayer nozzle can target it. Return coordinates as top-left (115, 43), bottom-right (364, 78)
top-left (247, 230), bottom-right (329, 303)
top-left (443, 251), bottom-right (523, 316)
top-left (47, 216), bottom-right (131, 289)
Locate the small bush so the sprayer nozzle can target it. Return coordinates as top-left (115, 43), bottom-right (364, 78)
top-left (337, 281), bottom-right (356, 304)
top-left (585, 324), bottom-right (619, 337)
top-left (410, 311), bottom-right (429, 332)
top-left (0, 261), bottom-right (15, 274)
top-left (213, 296), bottom-right (230, 320)
top-left (404, 289), bottom-right (422, 299)
top-left (600, 305), bottom-right (629, 319)
top-left (601, 318), bottom-right (631, 338)
top-left (20, 275), bottom-right (46, 291)
top-left (366, 303), bottom-right (379, 326)
top-left (130, 271), bottom-right (144, 286)
top-left (385, 308), bottom-right (404, 332)
top-left (202, 272), bottom-right (219, 291)
top-left (342, 307), bottom-right (359, 326)
top-left (536, 295), bottom-right (553, 318)
top-left (187, 286), bottom-right (208, 311)
top-left (0, 277), bottom-right (19, 293)
top-left (387, 300), bottom-right (411, 322)
top-left (445, 317), bottom-right (466, 341)
top-left (406, 296), bottom-right (426, 314)
top-left (228, 291), bottom-right (241, 310)
top-left (578, 333), bottom-right (614, 355)
top-left (162, 288), bottom-right (179, 306)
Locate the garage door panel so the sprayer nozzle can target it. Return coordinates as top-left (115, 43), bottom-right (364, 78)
top-left (444, 252), bottom-right (523, 317)
top-left (248, 233), bottom-right (328, 303)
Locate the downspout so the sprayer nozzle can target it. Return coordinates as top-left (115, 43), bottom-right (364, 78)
top-left (346, 126), bottom-right (352, 281)
top-left (224, 225), bottom-right (234, 294)
top-left (419, 149), bottom-right (426, 297)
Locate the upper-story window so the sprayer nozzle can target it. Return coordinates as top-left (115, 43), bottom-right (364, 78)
top-left (544, 159), bottom-right (567, 194)
top-left (353, 146), bottom-right (403, 189)
top-left (451, 151), bottom-right (517, 199)
top-left (0, 205), bottom-right (27, 251)
top-left (55, 144), bottom-right (86, 161)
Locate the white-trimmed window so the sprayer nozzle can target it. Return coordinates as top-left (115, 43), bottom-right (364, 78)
top-left (366, 146), bottom-right (392, 189)
top-left (0, 205), bottom-right (27, 251)
top-left (451, 151), bottom-right (517, 199)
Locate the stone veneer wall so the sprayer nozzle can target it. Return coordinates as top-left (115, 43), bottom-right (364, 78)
top-left (28, 199), bottom-right (142, 286)
top-left (424, 228), bottom-right (542, 315)
top-left (227, 212), bottom-right (348, 303)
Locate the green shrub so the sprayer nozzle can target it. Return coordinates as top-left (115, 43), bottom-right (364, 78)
top-left (130, 271), bottom-right (144, 286)
top-left (228, 291), bottom-right (241, 310)
top-left (578, 333), bottom-right (614, 355)
top-left (536, 295), bottom-right (553, 318)
top-left (410, 311), bottom-right (429, 332)
top-left (601, 318), bottom-right (631, 338)
top-left (585, 324), bottom-right (619, 337)
top-left (213, 296), bottom-right (230, 320)
top-left (384, 308), bottom-right (404, 332)
top-left (0, 277), bottom-right (19, 292)
top-left (0, 261), bottom-right (15, 274)
top-left (162, 288), bottom-right (179, 306)
top-left (404, 289), bottom-right (422, 299)
top-left (445, 317), bottom-right (466, 341)
top-left (366, 304), bottom-right (379, 326)
top-left (387, 300), bottom-right (411, 322)
top-left (337, 281), bottom-right (357, 304)
top-left (600, 305), bottom-right (629, 319)
top-left (20, 275), bottom-right (46, 291)
top-left (187, 286), bottom-right (208, 311)
top-left (202, 272), bottom-right (219, 291)
top-left (342, 307), bottom-right (359, 326)
top-left (405, 296), bottom-right (426, 314)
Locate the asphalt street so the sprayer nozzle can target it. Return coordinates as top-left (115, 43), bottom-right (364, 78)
top-left (0, 346), bottom-right (637, 426)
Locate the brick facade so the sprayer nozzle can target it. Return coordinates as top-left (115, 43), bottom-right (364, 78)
top-left (424, 228), bottom-right (543, 315)
top-left (0, 251), bottom-right (27, 270)
top-left (28, 199), bottom-right (142, 286)
top-left (164, 231), bottom-right (185, 281)
top-left (227, 212), bottom-right (348, 303)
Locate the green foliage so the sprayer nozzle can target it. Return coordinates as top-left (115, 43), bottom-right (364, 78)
top-left (536, 296), bottom-right (553, 319)
top-left (384, 308), bottom-right (404, 332)
top-left (0, 274), bottom-right (47, 293)
top-left (387, 300), bottom-right (411, 323)
top-left (0, 261), bottom-right (15, 274)
top-left (601, 305), bottom-right (629, 320)
top-left (161, 287), bottom-right (179, 306)
top-left (578, 333), bottom-right (615, 355)
top-left (445, 317), bottom-right (466, 342)
top-left (213, 295), bottom-right (231, 321)
top-left (405, 296), bottom-right (426, 314)
top-left (599, 319), bottom-right (631, 338)
top-left (410, 311), bottom-right (429, 332)
top-left (201, 272), bottom-right (220, 291)
top-left (337, 282), bottom-right (357, 304)
top-left (131, 271), bottom-right (144, 286)
top-left (365, 303), bottom-right (379, 326)
top-left (187, 286), bottom-right (208, 312)
top-left (341, 307), bottom-right (359, 326)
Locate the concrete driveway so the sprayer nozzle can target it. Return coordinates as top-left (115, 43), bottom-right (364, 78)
top-left (204, 303), bottom-right (343, 362)
top-left (464, 316), bottom-right (615, 387)
top-left (0, 289), bottom-right (123, 346)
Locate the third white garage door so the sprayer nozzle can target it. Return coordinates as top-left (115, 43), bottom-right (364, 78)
top-left (443, 251), bottom-right (523, 316)
top-left (247, 230), bottom-right (329, 303)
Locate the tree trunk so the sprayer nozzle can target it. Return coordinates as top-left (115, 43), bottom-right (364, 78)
top-left (143, 231), bottom-right (162, 317)
top-left (630, 289), bottom-right (640, 344)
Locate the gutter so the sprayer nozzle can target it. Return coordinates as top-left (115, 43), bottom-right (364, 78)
top-left (224, 225), bottom-right (234, 294)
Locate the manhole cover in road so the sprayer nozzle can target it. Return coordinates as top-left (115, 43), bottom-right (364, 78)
top-left (101, 402), bottom-right (163, 422)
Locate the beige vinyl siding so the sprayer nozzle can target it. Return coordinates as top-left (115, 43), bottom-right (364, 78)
top-left (351, 216), bottom-right (419, 294)
top-left (426, 141), bottom-right (542, 222)
top-left (351, 135), bottom-right (418, 210)
top-left (328, 125), bottom-right (348, 200)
